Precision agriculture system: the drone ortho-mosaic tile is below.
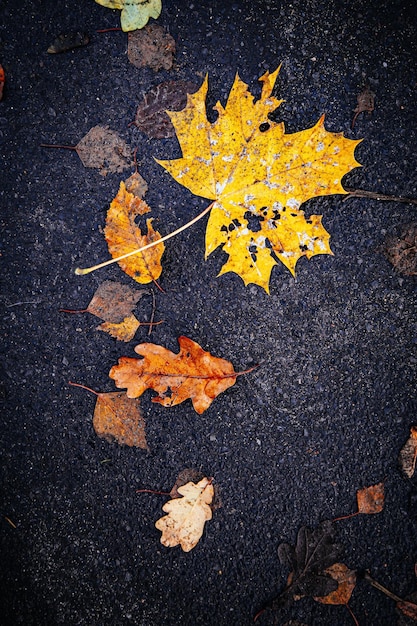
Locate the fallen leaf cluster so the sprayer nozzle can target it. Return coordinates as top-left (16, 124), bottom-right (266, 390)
top-left (257, 470), bottom-right (417, 624)
top-left (42, 5), bottom-right (417, 615)
top-left (61, 280), bottom-right (149, 342)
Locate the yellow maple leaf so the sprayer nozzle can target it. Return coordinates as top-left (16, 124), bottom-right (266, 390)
top-left (156, 66), bottom-right (361, 292)
top-left (104, 181), bottom-right (164, 284)
top-left (95, 0), bottom-right (162, 32)
top-left (155, 477), bottom-right (214, 551)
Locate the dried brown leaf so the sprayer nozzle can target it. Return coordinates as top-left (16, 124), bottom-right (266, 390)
top-left (383, 223), bottom-right (417, 276)
top-left (314, 563), bottom-right (356, 605)
top-left (93, 391), bottom-right (148, 448)
top-left (169, 468), bottom-right (206, 499)
top-left (76, 126), bottom-right (133, 176)
top-left (87, 280), bottom-right (146, 323)
top-left (356, 482), bottom-right (385, 514)
top-left (128, 23), bottom-right (175, 71)
top-left (124, 170), bottom-right (148, 199)
top-left (352, 84), bottom-right (375, 128)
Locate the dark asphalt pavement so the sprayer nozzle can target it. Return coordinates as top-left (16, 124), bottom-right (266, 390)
top-left (1, 1), bottom-right (417, 624)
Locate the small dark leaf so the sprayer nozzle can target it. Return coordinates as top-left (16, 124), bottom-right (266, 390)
top-left (271, 521), bottom-right (341, 610)
top-left (134, 80), bottom-right (199, 139)
top-left (383, 223), bottom-right (417, 276)
top-left (47, 32), bottom-right (89, 54)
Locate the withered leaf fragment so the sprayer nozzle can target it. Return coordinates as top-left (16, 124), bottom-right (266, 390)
top-left (128, 23), bottom-right (175, 71)
top-left (109, 335), bottom-right (237, 414)
top-left (270, 521), bottom-right (341, 609)
top-left (93, 391), bottom-right (148, 448)
top-left (155, 477), bottom-right (214, 551)
top-left (97, 314), bottom-right (140, 342)
top-left (76, 126), bottom-right (133, 176)
top-left (169, 468), bottom-right (206, 499)
top-left (104, 181), bottom-right (164, 284)
top-left (134, 80), bottom-right (199, 138)
top-left (124, 170), bottom-right (148, 199)
top-left (87, 280), bottom-right (146, 323)
top-left (356, 482), bottom-right (384, 514)
top-left (47, 32), bottom-right (89, 54)
top-left (352, 85), bottom-right (375, 129)
top-left (399, 426), bottom-right (417, 478)
top-left (383, 223), bottom-right (417, 276)
top-left (314, 563), bottom-right (356, 605)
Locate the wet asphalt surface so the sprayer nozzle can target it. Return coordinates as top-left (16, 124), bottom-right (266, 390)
top-left (1, 0), bottom-right (417, 624)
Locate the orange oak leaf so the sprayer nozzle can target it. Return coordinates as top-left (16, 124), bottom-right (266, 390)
top-left (314, 563), bottom-right (356, 605)
top-left (104, 181), bottom-right (165, 284)
top-left (109, 336), bottom-right (238, 414)
top-left (399, 425), bottom-right (417, 478)
top-left (155, 477), bottom-right (214, 551)
top-left (156, 66), bottom-right (361, 291)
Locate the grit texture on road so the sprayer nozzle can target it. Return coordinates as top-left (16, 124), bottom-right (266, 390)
top-left (1, 1), bottom-right (416, 624)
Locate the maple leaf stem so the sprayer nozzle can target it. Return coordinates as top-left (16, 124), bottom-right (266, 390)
top-left (40, 143), bottom-right (77, 150)
top-left (332, 511), bottom-right (360, 522)
top-left (96, 27), bottom-right (122, 33)
top-left (362, 571), bottom-right (404, 603)
top-left (75, 202), bottom-right (215, 276)
top-left (59, 308), bottom-right (89, 314)
top-left (68, 380), bottom-right (100, 396)
top-left (135, 489), bottom-right (171, 496)
top-left (345, 188), bottom-right (417, 206)
top-left (345, 603), bottom-right (360, 626)
top-left (140, 320), bottom-right (164, 327)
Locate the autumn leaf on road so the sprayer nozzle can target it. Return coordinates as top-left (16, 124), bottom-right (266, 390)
top-left (61, 280), bottom-right (148, 342)
top-left (399, 426), bottom-right (417, 478)
top-left (109, 335), bottom-right (239, 413)
top-left (69, 382), bottom-right (148, 448)
top-left (95, 0), bottom-right (162, 32)
top-left (266, 521), bottom-right (341, 610)
top-left (93, 391), bottom-right (148, 448)
top-left (157, 66), bottom-right (361, 291)
top-left (333, 482), bottom-right (385, 521)
top-left (155, 477), bottom-right (214, 551)
top-left (314, 563), bottom-right (356, 606)
top-left (105, 181), bottom-right (165, 284)
top-left (41, 126), bottom-right (133, 176)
